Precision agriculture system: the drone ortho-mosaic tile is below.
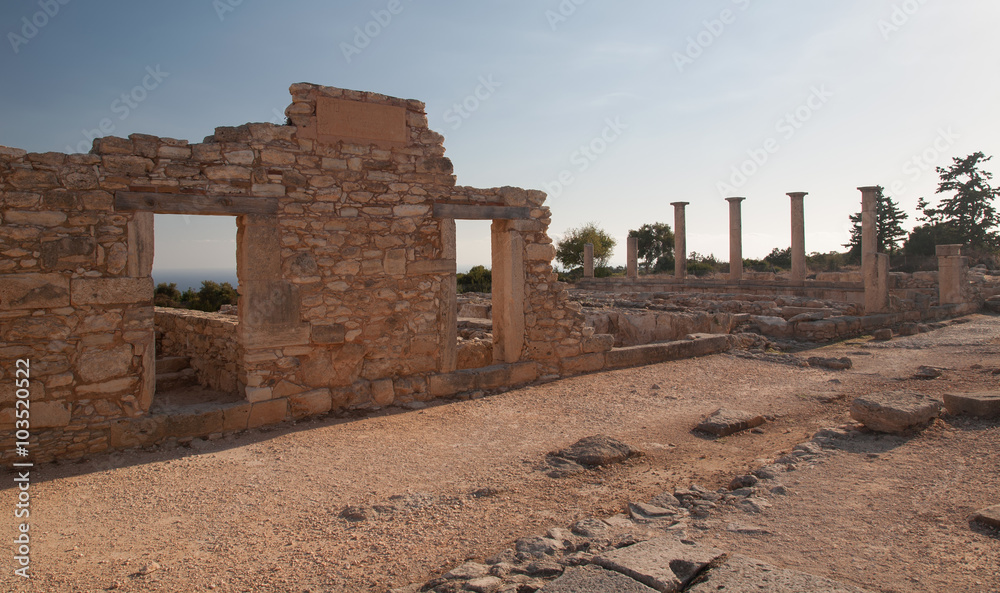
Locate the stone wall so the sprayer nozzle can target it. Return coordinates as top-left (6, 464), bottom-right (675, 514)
top-left (0, 83), bottom-right (604, 462)
top-left (155, 308), bottom-right (239, 393)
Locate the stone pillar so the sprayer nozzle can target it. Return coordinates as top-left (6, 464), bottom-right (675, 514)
top-left (671, 202), bottom-right (689, 279)
top-left (787, 192), bottom-right (808, 286)
top-left (440, 219), bottom-right (458, 372)
top-left (583, 243), bottom-right (594, 278)
top-left (858, 186), bottom-right (888, 314)
top-left (726, 197), bottom-right (745, 282)
top-left (936, 244), bottom-right (966, 305)
top-left (492, 220), bottom-right (526, 364)
top-left (626, 236), bottom-right (638, 279)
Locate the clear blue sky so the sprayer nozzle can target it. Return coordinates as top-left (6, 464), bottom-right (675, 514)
top-left (2, 0), bottom-right (998, 272)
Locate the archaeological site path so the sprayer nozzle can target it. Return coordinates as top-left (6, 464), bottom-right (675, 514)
top-left (2, 315), bottom-right (999, 592)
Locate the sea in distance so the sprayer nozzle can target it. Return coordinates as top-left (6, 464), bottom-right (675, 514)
top-left (152, 269), bottom-right (239, 293)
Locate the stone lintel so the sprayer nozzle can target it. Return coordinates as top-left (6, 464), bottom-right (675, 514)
top-left (432, 203), bottom-right (531, 220)
top-left (115, 192), bottom-right (279, 216)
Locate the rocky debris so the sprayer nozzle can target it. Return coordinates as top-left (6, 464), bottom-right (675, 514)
top-left (444, 561), bottom-right (490, 580)
top-left (728, 474), bottom-right (759, 490)
top-left (807, 357), bottom-right (853, 370)
top-left (696, 409), bottom-right (766, 437)
top-left (686, 554), bottom-right (872, 592)
top-left (138, 562), bottom-right (161, 576)
top-left (872, 329), bottom-right (893, 341)
top-left (549, 435), bottom-right (640, 469)
top-left (913, 366), bottom-right (944, 380)
top-left (850, 391), bottom-right (942, 434)
top-left (984, 296), bottom-right (1000, 313)
top-left (540, 565), bottom-right (659, 592)
top-left (897, 322), bottom-right (920, 336)
top-left (943, 392), bottom-right (1000, 419)
top-left (339, 505), bottom-right (373, 522)
top-left (971, 505), bottom-right (1000, 529)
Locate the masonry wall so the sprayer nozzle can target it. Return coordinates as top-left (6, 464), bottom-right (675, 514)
top-left (0, 83), bottom-right (598, 462)
top-left (155, 308), bottom-right (239, 393)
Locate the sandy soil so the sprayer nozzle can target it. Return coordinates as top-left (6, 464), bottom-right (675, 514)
top-left (2, 315), bottom-right (998, 592)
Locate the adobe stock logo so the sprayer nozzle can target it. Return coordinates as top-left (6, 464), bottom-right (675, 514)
top-left (544, 117), bottom-right (627, 200)
top-left (7, 0), bottom-right (73, 55)
top-left (442, 76), bottom-right (501, 130)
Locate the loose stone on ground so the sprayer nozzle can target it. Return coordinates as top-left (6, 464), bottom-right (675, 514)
top-left (849, 391), bottom-right (942, 434)
top-left (696, 408), bottom-right (766, 437)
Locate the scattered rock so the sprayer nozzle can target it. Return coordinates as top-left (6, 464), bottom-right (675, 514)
top-left (649, 492), bottom-right (682, 508)
top-left (897, 323), bottom-right (920, 336)
top-left (628, 502), bottom-right (681, 520)
top-left (444, 561), bottom-right (490, 580)
top-left (138, 562), bottom-right (160, 576)
top-left (726, 523), bottom-right (772, 536)
top-left (807, 357), bottom-right (853, 370)
top-left (913, 366), bottom-right (944, 380)
top-left (984, 296), bottom-right (1000, 313)
top-left (593, 537), bottom-right (724, 593)
top-left (943, 392), bottom-right (1000, 418)
top-left (516, 536), bottom-right (565, 558)
top-left (550, 435), bottom-right (639, 468)
top-left (546, 456), bottom-right (587, 478)
top-left (686, 554), bottom-right (872, 592)
top-left (539, 565), bottom-right (658, 593)
top-left (850, 391), bottom-right (942, 434)
top-left (872, 329), bottom-right (893, 341)
top-left (728, 475), bottom-right (759, 490)
top-left (339, 505), bottom-right (374, 522)
top-left (971, 505), bottom-right (1000, 529)
top-left (465, 576), bottom-right (503, 592)
top-left (570, 518), bottom-right (610, 538)
top-left (697, 408), bottom-right (766, 437)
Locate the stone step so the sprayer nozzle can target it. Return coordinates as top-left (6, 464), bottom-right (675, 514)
top-left (156, 368), bottom-right (197, 392)
top-left (156, 356), bottom-right (191, 374)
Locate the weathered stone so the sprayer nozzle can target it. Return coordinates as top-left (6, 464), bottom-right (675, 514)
top-left (540, 565), bottom-right (658, 593)
top-left (850, 391), bottom-right (942, 434)
top-left (872, 328), bottom-right (893, 341)
top-left (71, 278), bottom-right (153, 305)
top-left (593, 537), bottom-right (724, 592)
top-left (914, 366), bottom-right (943, 380)
top-left (0, 273), bottom-right (70, 310)
top-left (751, 316), bottom-right (792, 339)
top-left (807, 357), bottom-right (852, 371)
top-left (247, 398), bottom-right (288, 428)
top-left (686, 554), bottom-right (871, 593)
top-left (552, 435), bottom-right (639, 468)
top-left (32, 401), bottom-right (72, 428)
top-left (942, 392), bottom-right (1000, 418)
top-left (79, 345), bottom-right (134, 383)
top-left (444, 561), bottom-right (489, 580)
top-left (697, 408), bottom-right (765, 437)
top-left (971, 505), bottom-right (1000, 529)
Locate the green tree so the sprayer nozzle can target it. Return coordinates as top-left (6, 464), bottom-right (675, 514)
top-left (764, 247), bottom-right (792, 269)
top-left (628, 222), bottom-right (674, 273)
top-left (844, 186), bottom-right (909, 261)
top-left (154, 282), bottom-right (183, 308)
top-left (457, 265), bottom-right (491, 293)
top-left (187, 281), bottom-right (238, 312)
top-left (555, 222), bottom-right (617, 270)
top-left (917, 151), bottom-right (1000, 250)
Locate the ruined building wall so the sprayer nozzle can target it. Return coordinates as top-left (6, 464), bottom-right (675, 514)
top-left (155, 308), bottom-right (239, 394)
top-left (0, 83), bottom-right (598, 462)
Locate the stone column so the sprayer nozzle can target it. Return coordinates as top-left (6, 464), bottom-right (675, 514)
top-left (492, 220), bottom-right (526, 364)
top-left (671, 202), bottom-right (689, 279)
top-left (787, 192), bottom-right (808, 285)
top-left (858, 186), bottom-right (888, 314)
top-left (626, 236), bottom-right (638, 279)
top-left (726, 197), bottom-right (745, 282)
top-left (936, 244), bottom-right (966, 305)
top-left (583, 243), bottom-right (594, 278)
top-left (440, 219), bottom-right (458, 372)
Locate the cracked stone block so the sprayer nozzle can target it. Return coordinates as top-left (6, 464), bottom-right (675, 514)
top-left (696, 408), bottom-right (765, 437)
top-left (943, 392), bottom-right (1000, 419)
top-left (686, 554), bottom-right (872, 592)
top-left (593, 537), bottom-right (724, 592)
top-left (850, 391), bottom-right (942, 434)
top-left (539, 565), bottom-right (658, 593)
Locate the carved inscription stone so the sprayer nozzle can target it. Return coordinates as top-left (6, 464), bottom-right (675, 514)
top-left (316, 97), bottom-right (407, 147)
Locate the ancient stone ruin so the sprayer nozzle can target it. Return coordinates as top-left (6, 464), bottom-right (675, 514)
top-left (1, 83), bottom-right (995, 463)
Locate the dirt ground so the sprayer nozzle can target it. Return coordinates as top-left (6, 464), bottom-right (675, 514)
top-left (2, 315), bottom-right (998, 593)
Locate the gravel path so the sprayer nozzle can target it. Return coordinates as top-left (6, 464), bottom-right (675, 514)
top-left (2, 315), bottom-right (998, 592)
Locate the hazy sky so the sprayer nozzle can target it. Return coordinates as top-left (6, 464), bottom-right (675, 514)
top-left (2, 0), bottom-right (998, 272)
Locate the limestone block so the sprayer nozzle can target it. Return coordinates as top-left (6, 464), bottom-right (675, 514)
top-left (76, 377), bottom-right (137, 396)
top-left (8, 169), bottom-right (59, 190)
top-left (311, 323), bottom-right (346, 345)
top-left (583, 334), bottom-right (615, 354)
top-left (384, 249), bottom-right (407, 276)
top-left (109, 416), bottom-right (167, 449)
top-left (237, 220), bottom-right (281, 281)
top-left (32, 401), bottom-right (72, 428)
top-left (71, 278), bottom-right (153, 305)
top-left (40, 236), bottom-right (96, 269)
top-left (540, 565), bottom-right (658, 593)
top-left (0, 273), bottom-right (70, 310)
top-left (751, 315), bottom-right (792, 339)
top-left (127, 212), bottom-right (155, 278)
top-left (687, 554), bottom-right (871, 593)
top-left (560, 353), bottom-right (605, 375)
top-left (972, 505), bottom-right (1000, 529)
top-left (593, 537), bottom-right (724, 592)
top-left (245, 387), bottom-right (273, 403)
top-left (428, 372), bottom-right (477, 397)
top-left (850, 391), bottom-right (942, 434)
top-left (79, 344), bottom-right (134, 383)
top-left (942, 392), bottom-right (1000, 418)
top-left (289, 388), bottom-right (332, 418)
top-left (526, 243), bottom-right (557, 262)
top-left (241, 281), bottom-right (301, 327)
top-left (204, 165), bottom-right (251, 181)
top-left (247, 398), bottom-right (288, 428)
top-left (222, 403), bottom-right (252, 432)
top-left (5, 210), bottom-right (67, 227)
top-left (408, 259), bottom-right (455, 276)
top-left (697, 408), bottom-right (765, 437)
top-left (164, 409), bottom-right (224, 438)
top-left (371, 379), bottom-right (395, 406)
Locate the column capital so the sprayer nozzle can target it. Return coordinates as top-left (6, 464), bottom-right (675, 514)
top-left (786, 192), bottom-right (808, 199)
top-left (857, 186), bottom-right (881, 194)
top-left (670, 201), bottom-right (690, 208)
top-left (726, 196), bottom-right (746, 203)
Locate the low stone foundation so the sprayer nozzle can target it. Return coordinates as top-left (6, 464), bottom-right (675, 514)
top-left (155, 308), bottom-right (240, 394)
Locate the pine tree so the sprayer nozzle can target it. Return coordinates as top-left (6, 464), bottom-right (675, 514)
top-left (844, 186), bottom-right (909, 260)
top-left (917, 152), bottom-right (1000, 250)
